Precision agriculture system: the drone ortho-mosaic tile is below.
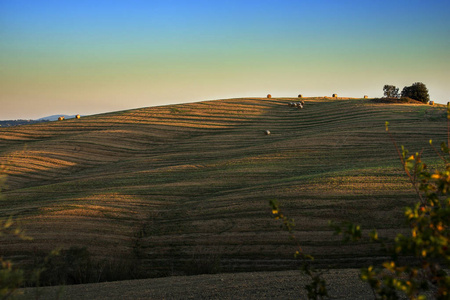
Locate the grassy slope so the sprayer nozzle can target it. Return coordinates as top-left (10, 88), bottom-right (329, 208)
top-left (0, 97), bottom-right (447, 276)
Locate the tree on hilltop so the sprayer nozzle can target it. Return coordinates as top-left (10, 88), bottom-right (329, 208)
top-left (401, 82), bottom-right (430, 103)
top-left (383, 85), bottom-right (399, 98)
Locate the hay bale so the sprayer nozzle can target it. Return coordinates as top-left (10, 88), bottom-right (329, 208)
top-left (267, 94), bottom-right (272, 98)
top-left (76, 114), bottom-right (81, 119)
top-left (58, 116), bottom-right (64, 121)
top-left (298, 94), bottom-right (303, 98)
top-left (264, 130), bottom-right (271, 135)
top-left (364, 95), bottom-right (368, 99)
top-left (429, 101), bottom-right (434, 105)
top-left (332, 94), bottom-right (338, 98)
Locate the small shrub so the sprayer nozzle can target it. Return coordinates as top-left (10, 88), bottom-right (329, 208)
top-left (33, 246), bottom-right (142, 286)
top-left (0, 256), bottom-right (24, 299)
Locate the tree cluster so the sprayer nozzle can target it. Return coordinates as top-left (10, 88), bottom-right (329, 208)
top-left (383, 85), bottom-right (399, 99)
top-left (383, 82), bottom-right (430, 104)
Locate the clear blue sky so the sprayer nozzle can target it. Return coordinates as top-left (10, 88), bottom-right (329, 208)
top-left (1, 0), bottom-right (449, 119)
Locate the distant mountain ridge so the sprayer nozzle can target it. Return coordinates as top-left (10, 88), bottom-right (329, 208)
top-left (37, 115), bottom-right (78, 121)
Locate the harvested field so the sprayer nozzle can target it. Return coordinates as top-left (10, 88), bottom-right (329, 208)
top-left (0, 97), bottom-right (447, 279)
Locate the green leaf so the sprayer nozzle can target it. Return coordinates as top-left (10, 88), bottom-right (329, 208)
top-left (401, 145), bottom-right (409, 159)
top-left (405, 160), bottom-right (415, 171)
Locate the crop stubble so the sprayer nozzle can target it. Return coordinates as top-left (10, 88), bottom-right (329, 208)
top-left (0, 97), bottom-right (446, 276)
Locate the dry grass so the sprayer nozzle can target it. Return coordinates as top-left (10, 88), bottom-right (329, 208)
top-left (0, 97), bottom-right (446, 277)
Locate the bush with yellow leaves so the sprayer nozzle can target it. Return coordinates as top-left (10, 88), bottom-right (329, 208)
top-left (355, 121), bottom-right (449, 299)
top-left (270, 107), bottom-right (450, 299)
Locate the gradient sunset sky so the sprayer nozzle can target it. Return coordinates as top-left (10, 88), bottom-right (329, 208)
top-left (1, 0), bottom-right (449, 120)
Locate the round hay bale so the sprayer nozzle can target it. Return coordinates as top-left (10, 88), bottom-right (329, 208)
top-left (429, 101), bottom-right (434, 105)
top-left (58, 116), bottom-right (64, 121)
top-left (264, 130), bottom-right (271, 135)
top-left (332, 93), bottom-right (338, 98)
top-left (76, 114), bottom-right (81, 119)
top-left (364, 95), bottom-right (368, 99)
top-left (298, 94), bottom-right (303, 98)
top-left (267, 94), bottom-right (272, 98)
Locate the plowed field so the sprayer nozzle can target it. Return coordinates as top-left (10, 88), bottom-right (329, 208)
top-left (1, 97), bottom-right (446, 278)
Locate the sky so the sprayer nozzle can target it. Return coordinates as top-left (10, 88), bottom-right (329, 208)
top-left (1, 0), bottom-right (449, 120)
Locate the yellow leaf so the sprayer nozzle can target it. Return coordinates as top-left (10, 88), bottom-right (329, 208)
top-left (383, 261), bottom-right (395, 270)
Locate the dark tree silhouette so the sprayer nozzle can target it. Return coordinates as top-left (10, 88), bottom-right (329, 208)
top-left (401, 82), bottom-right (430, 103)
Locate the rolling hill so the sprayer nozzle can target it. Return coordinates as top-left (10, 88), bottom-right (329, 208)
top-left (0, 97), bottom-right (447, 280)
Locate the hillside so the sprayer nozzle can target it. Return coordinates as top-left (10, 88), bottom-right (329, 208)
top-left (0, 97), bottom-right (447, 280)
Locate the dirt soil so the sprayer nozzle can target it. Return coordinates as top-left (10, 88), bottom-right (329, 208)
top-left (18, 269), bottom-right (375, 300)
